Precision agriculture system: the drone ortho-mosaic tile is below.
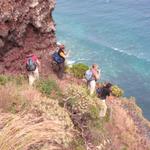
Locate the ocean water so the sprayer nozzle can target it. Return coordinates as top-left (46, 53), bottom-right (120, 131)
top-left (54, 0), bottom-right (150, 120)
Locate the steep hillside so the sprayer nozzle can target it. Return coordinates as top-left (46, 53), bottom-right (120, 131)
top-left (0, 76), bottom-right (150, 150)
top-left (0, 77), bottom-right (74, 150)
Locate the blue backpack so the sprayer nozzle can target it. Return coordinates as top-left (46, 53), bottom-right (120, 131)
top-left (26, 57), bottom-right (36, 71)
top-left (52, 52), bottom-right (64, 64)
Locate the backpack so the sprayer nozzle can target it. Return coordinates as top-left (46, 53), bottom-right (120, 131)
top-left (26, 56), bottom-right (37, 71)
top-left (85, 70), bottom-right (93, 81)
top-left (96, 88), bottom-right (103, 97)
top-left (52, 52), bottom-right (64, 64)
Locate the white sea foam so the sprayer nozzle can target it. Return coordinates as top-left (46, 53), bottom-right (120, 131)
top-left (111, 47), bottom-right (150, 63)
top-left (66, 60), bottom-right (75, 65)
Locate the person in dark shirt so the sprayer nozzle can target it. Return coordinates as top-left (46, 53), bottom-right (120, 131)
top-left (57, 44), bottom-right (66, 79)
top-left (97, 83), bottom-right (112, 99)
top-left (96, 83), bottom-right (112, 117)
top-left (52, 43), bottom-right (69, 79)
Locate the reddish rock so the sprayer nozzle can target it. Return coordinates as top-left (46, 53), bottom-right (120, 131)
top-left (0, 39), bottom-right (4, 48)
top-left (0, 23), bottom-right (9, 38)
top-left (0, 0), bottom-right (56, 74)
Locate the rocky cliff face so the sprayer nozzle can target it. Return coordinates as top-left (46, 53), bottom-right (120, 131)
top-left (0, 0), bottom-right (56, 74)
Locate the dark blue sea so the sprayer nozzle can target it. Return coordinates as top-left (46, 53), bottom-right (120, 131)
top-left (54, 0), bottom-right (150, 120)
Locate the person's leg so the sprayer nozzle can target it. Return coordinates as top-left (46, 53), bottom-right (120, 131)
top-left (87, 81), bottom-right (90, 90)
top-left (58, 62), bottom-right (65, 79)
top-left (89, 80), bottom-right (96, 95)
top-left (34, 67), bottom-right (39, 80)
top-left (99, 100), bottom-right (107, 117)
top-left (28, 72), bottom-right (35, 86)
top-left (52, 61), bottom-right (59, 72)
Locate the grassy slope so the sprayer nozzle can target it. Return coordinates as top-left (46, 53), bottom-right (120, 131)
top-left (0, 76), bottom-right (74, 150)
top-left (0, 75), bottom-right (150, 150)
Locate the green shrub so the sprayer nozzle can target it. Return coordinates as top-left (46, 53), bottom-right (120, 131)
top-left (89, 105), bottom-right (100, 120)
top-left (111, 85), bottom-right (124, 97)
top-left (0, 75), bottom-right (26, 86)
top-left (69, 136), bottom-right (85, 150)
top-left (36, 78), bottom-right (61, 97)
top-left (70, 63), bottom-right (89, 78)
top-left (0, 75), bottom-right (11, 85)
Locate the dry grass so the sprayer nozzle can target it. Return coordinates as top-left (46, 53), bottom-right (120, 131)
top-left (0, 113), bottom-right (74, 150)
top-left (0, 80), bottom-right (75, 150)
top-left (0, 77), bottom-right (150, 150)
top-left (0, 83), bottom-right (29, 113)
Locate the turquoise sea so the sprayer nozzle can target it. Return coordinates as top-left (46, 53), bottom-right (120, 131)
top-left (54, 0), bottom-right (150, 120)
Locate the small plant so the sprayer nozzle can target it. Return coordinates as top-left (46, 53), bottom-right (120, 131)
top-left (121, 147), bottom-right (128, 150)
top-left (69, 136), bottom-right (85, 150)
top-left (0, 75), bottom-right (11, 85)
top-left (13, 75), bottom-right (26, 85)
top-left (0, 75), bottom-right (26, 86)
top-left (69, 63), bottom-right (89, 78)
top-left (111, 85), bottom-right (124, 97)
top-left (0, 83), bottom-right (29, 113)
top-left (36, 78), bottom-right (61, 97)
top-left (104, 107), bottom-right (111, 122)
top-left (88, 105), bottom-right (100, 120)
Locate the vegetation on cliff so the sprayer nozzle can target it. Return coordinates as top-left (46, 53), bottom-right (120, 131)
top-left (0, 75), bottom-right (150, 150)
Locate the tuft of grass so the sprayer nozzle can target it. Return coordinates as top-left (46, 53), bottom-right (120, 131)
top-left (0, 75), bottom-right (11, 85)
top-left (0, 75), bottom-right (26, 86)
top-left (0, 83), bottom-right (29, 113)
top-left (88, 105), bottom-right (100, 120)
top-left (36, 78), bottom-right (61, 98)
top-left (69, 136), bottom-right (86, 150)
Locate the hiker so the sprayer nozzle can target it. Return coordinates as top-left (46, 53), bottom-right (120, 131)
top-left (96, 82), bottom-right (112, 117)
top-left (52, 44), bottom-right (68, 79)
top-left (85, 64), bottom-right (100, 95)
top-left (25, 53), bottom-right (40, 85)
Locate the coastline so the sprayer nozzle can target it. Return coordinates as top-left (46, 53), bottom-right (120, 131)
top-left (0, 0), bottom-right (150, 149)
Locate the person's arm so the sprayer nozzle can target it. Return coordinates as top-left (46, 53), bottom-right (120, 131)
top-left (59, 51), bottom-right (66, 58)
top-left (36, 59), bottom-right (41, 72)
top-left (92, 69), bottom-right (100, 80)
top-left (36, 59), bottom-right (40, 66)
top-left (96, 70), bottom-right (100, 80)
top-left (106, 90), bottom-right (114, 103)
top-left (34, 55), bottom-right (40, 66)
top-left (65, 50), bottom-right (70, 57)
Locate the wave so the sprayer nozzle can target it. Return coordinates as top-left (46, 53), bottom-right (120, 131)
top-left (111, 46), bottom-right (150, 63)
top-left (66, 60), bottom-right (75, 65)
